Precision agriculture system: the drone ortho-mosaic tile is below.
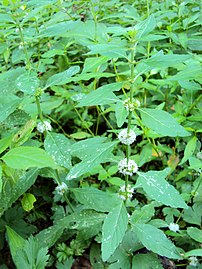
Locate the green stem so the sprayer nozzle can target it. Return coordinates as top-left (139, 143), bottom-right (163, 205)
top-left (35, 96), bottom-right (44, 122)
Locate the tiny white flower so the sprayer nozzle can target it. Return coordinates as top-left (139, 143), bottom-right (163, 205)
top-left (118, 158), bottom-right (138, 176)
top-left (118, 184), bottom-right (134, 200)
top-left (123, 98), bottom-right (140, 111)
top-left (118, 129), bottom-right (136, 145)
top-left (37, 121), bottom-right (52, 133)
top-left (55, 182), bottom-right (68, 195)
top-left (188, 256), bottom-right (198, 267)
top-left (168, 223), bottom-right (180, 232)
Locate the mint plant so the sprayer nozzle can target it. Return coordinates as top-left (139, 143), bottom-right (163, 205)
top-left (0, 0), bottom-right (202, 268)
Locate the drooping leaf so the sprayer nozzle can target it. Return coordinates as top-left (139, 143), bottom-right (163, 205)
top-left (44, 132), bottom-right (71, 169)
top-left (72, 187), bottom-right (120, 212)
top-left (132, 253), bottom-right (163, 269)
top-left (82, 56), bottom-right (110, 73)
top-left (0, 169), bottom-right (38, 217)
top-left (45, 66), bottom-right (80, 88)
top-left (15, 72), bottom-right (39, 95)
top-left (101, 201), bottom-right (128, 261)
top-left (136, 170), bottom-right (188, 209)
top-left (179, 136), bottom-right (197, 165)
top-left (133, 224), bottom-right (181, 259)
top-left (114, 101), bottom-right (128, 128)
top-left (187, 227), bottom-right (202, 243)
top-left (139, 108), bottom-right (190, 137)
top-left (1, 146), bottom-right (57, 169)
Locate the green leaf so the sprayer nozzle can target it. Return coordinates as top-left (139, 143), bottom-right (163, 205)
top-left (135, 15), bottom-right (156, 40)
top-left (184, 249), bottom-right (202, 258)
top-left (21, 193), bottom-right (36, 212)
top-left (114, 101), bottom-right (127, 128)
top-left (139, 108), bottom-right (190, 137)
top-left (0, 169), bottom-right (38, 217)
top-left (6, 226), bottom-right (25, 261)
top-left (44, 132), bottom-right (71, 169)
top-left (179, 136), bottom-right (197, 165)
top-left (0, 95), bottom-right (21, 123)
top-left (0, 135), bottom-right (13, 154)
top-left (168, 63), bottom-right (202, 81)
top-left (132, 254), bottom-right (163, 269)
top-left (183, 203), bottom-right (202, 225)
top-left (90, 243), bottom-right (105, 269)
top-left (82, 56), bottom-right (110, 73)
top-left (67, 141), bottom-right (116, 180)
top-left (45, 66), bottom-right (80, 88)
top-left (145, 51), bottom-right (190, 68)
top-left (133, 224), bottom-right (181, 259)
top-left (15, 72), bottom-right (40, 94)
top-left (0, 165), bottom-right (2, 193)
top-left (136, 170), bottom-right (188, 209)
top-left (1, 146), bottom-right (57, 170)
top-left (131, 203), bottom-right (155, 224)
top-left (87, 44), bottom-right (127, 59)
top-left (72, 187), bottom-right (120, 212)
top-left (101, 201), bottom-right (128, 261)
top-left (76, 83), bottom-right (122, 107)
top-left (187, 227), bottom-right (202, 243)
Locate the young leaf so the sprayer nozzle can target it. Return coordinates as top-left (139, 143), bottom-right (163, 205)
top-left (101, 201), bottom-right (128, 261)
top-left (45, 66), bottom-right (80, 88)
top-left (132, 224), bottom-right (181, 259)
top-left (1, 146), bottom-right (57, 169)
top-left (187, 227), bottom-right (202, 243)
top-left (21, 193), bottom-right (36, 212)
top-left (132, 254), bottom-right (163, 269)
top-left (44, 132), bottom-right (71, 169)
top-left (72, 187), bottom-right (120, 212)
top-left (139, 108), bottom-right (190, 137)
top-left (179, 136), bottom-right (197, 165)
top-left (136, 170), bottom-right (188, 209)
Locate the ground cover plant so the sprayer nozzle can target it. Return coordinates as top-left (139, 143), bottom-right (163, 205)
top-left (0, 0), bottom-right (202, 268)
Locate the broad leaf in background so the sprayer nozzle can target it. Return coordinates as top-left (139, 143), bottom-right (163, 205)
top-left (132, 254), bottom-right (163, 269)
top-left (0, 135), bottom-right (13, 154)
top-left (133, 224), bottom-right (181, 259)
top-left (72, 187), bottom-right (120, 212)
top-left (139, 108), bottom-right (190, 137)
top-left (136, 170), bottom-right (188, 209)
top-left (45, 66), bottom-right (80, 88)
top-left (82, 56), bottom-right (110, 73)
top-left (183, 203), bottom-right (202, 225)
top-left (101, 201), bottom-right (128, 261)
top-left (66, 141), bottom-right (117, 180)
top-left (135, 15), bottom-right (156, 40)
top-left (179, 136), bottom-right (197, 165)
top-left (184, 249), bottom-right (202, 258)
top-left (44, 132), bottom-right (71, 169)
top-left (87, 44), bottom-right (127, 59)
top-left (15, 72), bottom-right (40, 95)
top-left (76, 83), bottom-right (122, 107)
top-left (0, 95), bottom-right (21, 123)
top-left (187, 227), bottom-right (202, 243)
top-left (1, 146), bottom-right (57, 169)
top-left (0, 169), bottom-right (38, 217)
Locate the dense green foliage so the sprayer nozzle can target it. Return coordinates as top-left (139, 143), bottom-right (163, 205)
top-left (0, 0), bottom-right (202, 268)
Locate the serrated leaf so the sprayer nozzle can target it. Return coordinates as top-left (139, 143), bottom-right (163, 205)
top-left (76, 83), bottom-right (122, 107)
top-left (133, 224), bottom-right (181, 259)
top-left (187, 227), bottom-right (202, 243)
top-left (15, 72), bottom-right (39, 94)
top-left (136, 170), bottom-right (188, 209)
top-left (66, 141), bottom-right (116, 180)
top-left (72, 187), bottom-right (120, 212)
top-left (179, 136), bottom-right (197, 165)
top-left (0, 169), bottom-right (38, 217)
top-left (1, 146), bottom-right (57, 169)
top-left (21, 193), bottom-right (36, 212)
top-left (132, 254), bottom-right (164, 269)
top-left (45, 66), bottom-right (80, 88)
top-left (44, 132), bottom-right (71, 169)
top-left (0, 95), bottom-right (21, 123)
top-left (139, 108), bottom-right (190, 137)
top-left (101, 201), bottom-right (128, 261)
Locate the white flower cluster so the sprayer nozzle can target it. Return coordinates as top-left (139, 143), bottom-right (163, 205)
top-left (123, 98), bottom-right (140, 111)
top-left (119, 184), bottom-right (134, 200)
top-left (37, 121), bottom-right (52, 133)
top-left (118, 158), bottom-right (138, 176)
top-left (168, 223), bottom-right (180, 232)
top-left (189, 256), bottom-right (198, 267)
top-left (118, 129), bottom-right (136, 145)
top-left (55, 182), bottom-right (68, 195)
